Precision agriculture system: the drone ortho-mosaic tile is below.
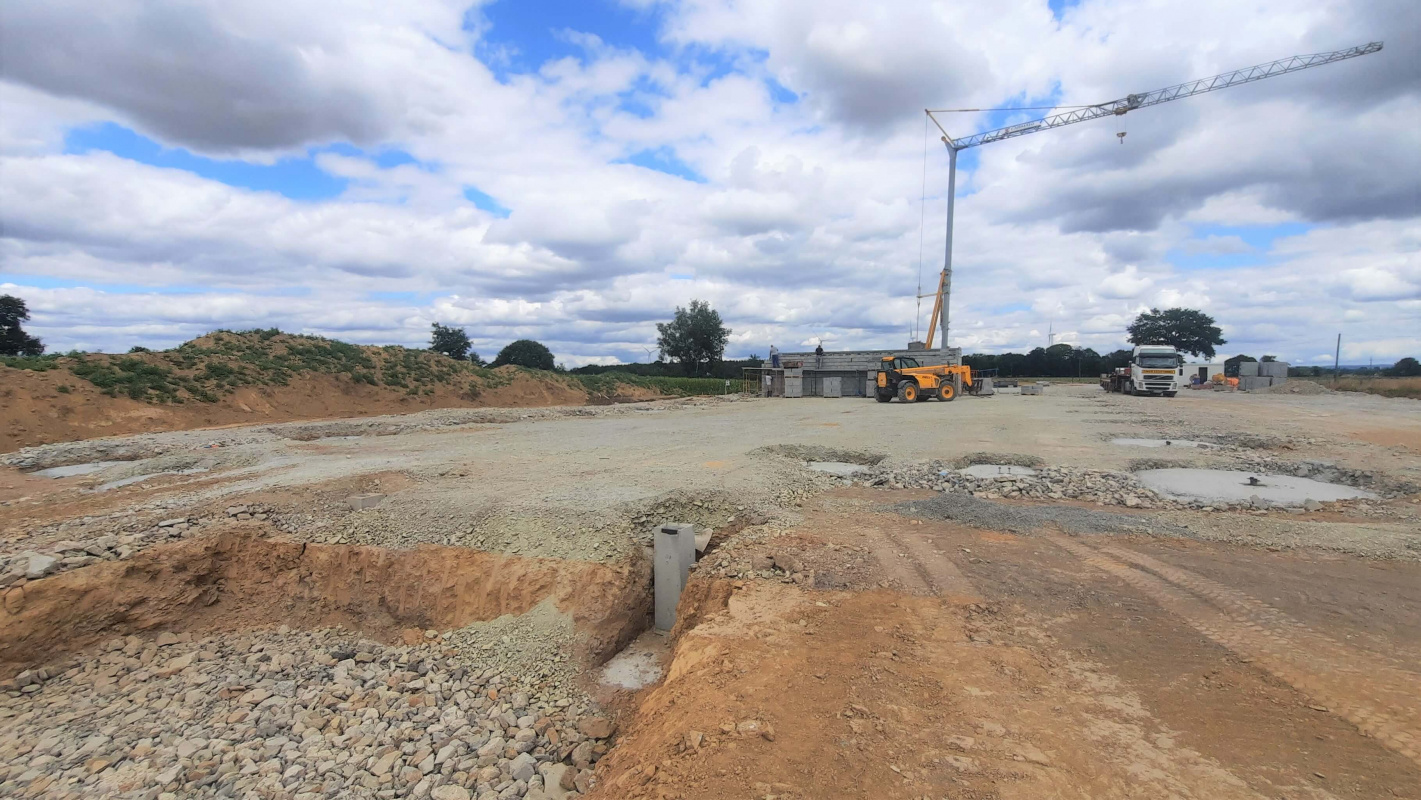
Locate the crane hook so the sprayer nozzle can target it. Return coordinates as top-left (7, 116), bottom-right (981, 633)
top-left (1117, 131), bottom-right (1126, 144)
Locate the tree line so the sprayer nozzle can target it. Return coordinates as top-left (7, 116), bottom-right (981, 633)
top-left (6, 294), bottom-right (1419, 379)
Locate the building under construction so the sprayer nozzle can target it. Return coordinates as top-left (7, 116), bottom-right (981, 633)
top-left (745, 345), bottom-right (962, 398)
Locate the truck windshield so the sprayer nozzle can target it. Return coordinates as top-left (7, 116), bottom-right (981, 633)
top-left (1138, 354), bottom-right (1179, 368)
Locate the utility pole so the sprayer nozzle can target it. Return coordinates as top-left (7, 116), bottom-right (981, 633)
top-left (1334, 333), bottom-right (1342, 383)
top-left (921, 42), bottom-right (1381, 356)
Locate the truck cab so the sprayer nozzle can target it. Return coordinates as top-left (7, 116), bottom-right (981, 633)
top-left (1100, 346), bottom-right (1184, 396)
top-left (1128, 345), bottom-right (1183, 396)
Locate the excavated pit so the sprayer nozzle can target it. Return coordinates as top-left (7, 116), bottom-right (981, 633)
top-left (0, 530), bottom-right (652, 679)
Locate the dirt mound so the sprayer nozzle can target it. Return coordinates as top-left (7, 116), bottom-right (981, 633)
top-left (1255, 380), bottom-right (1331, 395)
top-left (0, 330), bottom-right (668, 452)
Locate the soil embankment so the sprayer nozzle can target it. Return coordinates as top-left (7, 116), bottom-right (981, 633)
top-left (0, 368), bottom-right (594, 454)
top-left (1, 329), bottom-right (684, 452)
top-left (0, 530), bottom-right (651, 676)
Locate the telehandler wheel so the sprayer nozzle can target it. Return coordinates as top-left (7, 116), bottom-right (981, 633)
top-left (939, 382), bottom-right (956, 401)
top-left (875, 390), bottom-right (893, 403)
top-left (897, 381), bottom-right (919, 403)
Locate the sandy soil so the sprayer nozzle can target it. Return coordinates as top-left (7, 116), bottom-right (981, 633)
top-left (2, 385), bottom-right (1419, 798)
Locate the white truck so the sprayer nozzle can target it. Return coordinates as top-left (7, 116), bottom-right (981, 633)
top-left (1101, 345), bottom-right (1183, 397)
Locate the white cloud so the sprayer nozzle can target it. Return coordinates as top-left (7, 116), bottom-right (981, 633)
top-left (0, 0), bottom-right (1418, 366)
top-left (1097, 266), bottom-right (1154, 299)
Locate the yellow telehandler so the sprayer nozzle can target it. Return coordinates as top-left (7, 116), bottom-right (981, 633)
top-left (874, 356), bottom-right (973, 403)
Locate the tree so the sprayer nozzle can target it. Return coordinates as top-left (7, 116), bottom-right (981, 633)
top-left (1126, 307), bottom-right (1226, 359)
top-left (656, 300), bottom-right (730, 376)
top-left (1390, 357), bottom-right (1421, 377)
top-left (0, 294), bottom-right (45, 356)
top-left (1260, 354), bottom-right (1277, 362)
top-left (492, 339), bottom-right (555, 370)
top-left (429, 323), bottom-right (474, 362)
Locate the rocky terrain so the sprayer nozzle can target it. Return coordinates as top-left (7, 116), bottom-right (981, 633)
top-left (0, 627), bottom-right (609, 799)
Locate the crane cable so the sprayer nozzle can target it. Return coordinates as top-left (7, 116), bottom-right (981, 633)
top-left (914, 112), bottom-right (929, 342)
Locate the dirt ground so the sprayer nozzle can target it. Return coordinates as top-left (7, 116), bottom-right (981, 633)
top-left (2, 385), bottom-right (1420, 798)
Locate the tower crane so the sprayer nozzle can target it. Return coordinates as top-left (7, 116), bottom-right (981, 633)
top-left (920, 41), bottom-right (1383, 352)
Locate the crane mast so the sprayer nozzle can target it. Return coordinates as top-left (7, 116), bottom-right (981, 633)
top-left (920, 41), bottom-right (1383, 352)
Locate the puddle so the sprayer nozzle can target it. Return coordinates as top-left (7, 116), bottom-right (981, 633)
top-left (33, 461), bottom-right (125, 479)
top-left (806, 461), bottom-right (869, 477)
top-left (92, 468), bottom-right (209, 493)
top-left (958, 464), bottom-right (1039, 478)
top-left (1135, 468), bottom-right (1377, 506)
top-left (599, 630), bottom-right (670, 690)
top-left (1112, 438), bottom-right (1212, 449)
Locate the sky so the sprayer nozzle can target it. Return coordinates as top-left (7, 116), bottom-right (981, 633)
top-left (0, 0), bottom-right (1417, 367)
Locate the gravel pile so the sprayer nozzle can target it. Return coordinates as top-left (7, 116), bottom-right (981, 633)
top-left (856, 462), bottom-right (1172, 509)
top-left (1254, 381), bottom-right (1330, 395)
top-left (0, 505), bottom-right (273, 586)
top-left (0, 627), bottom-right (611, 800)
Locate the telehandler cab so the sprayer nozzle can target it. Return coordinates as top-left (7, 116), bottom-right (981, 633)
top-left (875, 356), bottom-right (973, 403)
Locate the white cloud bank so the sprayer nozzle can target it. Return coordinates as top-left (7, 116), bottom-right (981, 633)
top-left (0, 0), bottom-right (1417, 365)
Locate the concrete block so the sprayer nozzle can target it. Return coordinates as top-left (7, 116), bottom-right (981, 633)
top-left (1020, 384), bottom-right (1043, 396)
top-left (823, 377), bottom-right (842, 398)
top-left (1240, 376), bottom-right (1273, 391)
top-left (654, 523), bottom-right (695, 631)
top-left (347, 494), bottom-right (385, 511)
top-left (1262, 361), bottom-right (1289, 379)
top-left (1239, 361), bottom-right (1259, 377)
top-left (784, 377), bottom-right (803, 398)
top-left (976, 377), bottom-right (995, 396)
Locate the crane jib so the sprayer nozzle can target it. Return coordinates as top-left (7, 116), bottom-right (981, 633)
top-left (943, 42), bottom-right (1382, 151)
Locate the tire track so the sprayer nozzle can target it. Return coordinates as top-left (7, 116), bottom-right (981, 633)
top-left (1046, 532), bottom-right (1421, 770)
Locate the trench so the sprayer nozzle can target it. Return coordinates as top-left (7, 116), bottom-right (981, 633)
top-left (0, 531), bottom-right (652, 679)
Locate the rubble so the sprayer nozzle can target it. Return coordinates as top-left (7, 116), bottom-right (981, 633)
top-left (0, 628), bottom-right (609, 799)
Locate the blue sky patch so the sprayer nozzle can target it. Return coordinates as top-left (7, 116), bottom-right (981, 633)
top-left (766, 77), bottom-right (799, 104)
top-left (476, 0), bottom-right (665, 79)
top-left (1048, 0), bottom-right (1081, 20)
top-left (66, 122), bottom-right (348, 200)
top-left (1167, 222), bottom-right (1314, 270)
top-left (463, 186), bottom-right (512, 217)
top-left (618, 147), bottom-right (706, 182)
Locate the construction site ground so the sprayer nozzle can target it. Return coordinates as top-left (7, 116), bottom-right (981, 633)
top-left (2, 385), bottom-right (1419, 799)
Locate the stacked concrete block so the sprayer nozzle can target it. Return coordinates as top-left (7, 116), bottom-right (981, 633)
top-left (1240, 376), bottom-right (1274, 391)
top-left (1020, 384), bottom-right (1044, 396)
top-left (823, 376), bottom-right (842, 398)
top-left (1239, 361), bottom-right (1260, 377)
top-left (1261, 361), bottom-right (1289, 380)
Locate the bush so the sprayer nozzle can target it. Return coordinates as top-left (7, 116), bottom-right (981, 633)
top-left (492, 340), bottom-right (555, 370)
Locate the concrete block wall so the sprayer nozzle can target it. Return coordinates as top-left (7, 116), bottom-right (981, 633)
top-left (1261, 361), bottom-right (1289, 379)
top-left (1240, 376), bottom-right (1274, 391)
top-left (1239, 361), bottom-right (1260, 377)
top-left (781, 347), bottom-right (962, 372)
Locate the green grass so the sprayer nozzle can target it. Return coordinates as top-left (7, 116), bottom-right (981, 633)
top-left (0, 355), bottom-right (62, 371)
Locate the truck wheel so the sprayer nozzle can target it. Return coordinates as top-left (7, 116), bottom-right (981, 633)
top-left (875, 390), bottom-right (893, 403)
top-left (897, 382), bottom-right (919, 403)
top-left (1163, 391), bottom-right (1177, 398)
top-left (939, 382), bottom-right (956, 401)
